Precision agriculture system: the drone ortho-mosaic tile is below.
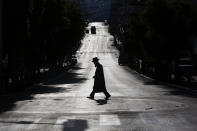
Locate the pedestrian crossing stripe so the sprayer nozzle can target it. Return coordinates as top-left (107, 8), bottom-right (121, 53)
top-left (34, 92), bottom-right (124, 98)
top-left (99, 115), bottom-right (121, 126)
top-left (0, 115), bottom-right (121, 130)
top-left (53, 119), bottom-right (67, 129)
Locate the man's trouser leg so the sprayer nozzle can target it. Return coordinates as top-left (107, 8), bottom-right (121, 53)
top-left (90, 91), bottom-right (95, 98)
top-left (103, 90), bottom-right (110, 97)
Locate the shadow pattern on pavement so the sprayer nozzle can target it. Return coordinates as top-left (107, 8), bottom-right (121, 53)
top-left (43, 72), bottom-right (87, 85)
top-left (0, 119), bottom-right (88, 131)
top-left (63, 119), bottom-right (88, 131)
top-left (95, 99), bottom-right (108, 105)
top-left (0, 66), bottom-right (87, 114)
top-left (0, 85), bottom-right (68, 114)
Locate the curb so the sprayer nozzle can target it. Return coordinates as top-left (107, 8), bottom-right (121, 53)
top-left (131, 69), bottom-right (197, 93)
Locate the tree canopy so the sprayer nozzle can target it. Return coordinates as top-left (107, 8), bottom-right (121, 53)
top-left (117, 0), bottom-right (197, 61)
top-left (3, 0), bottom-right (86, 85)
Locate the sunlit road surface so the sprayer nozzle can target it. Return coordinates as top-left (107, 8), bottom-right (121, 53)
top-left (1, 22), bottom-right (197, 131)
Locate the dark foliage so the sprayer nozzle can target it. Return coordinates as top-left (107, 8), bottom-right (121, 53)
top-left (109, 0), bottom-right (197, 78)
top-left (3, 0), bottom-right (86, 87)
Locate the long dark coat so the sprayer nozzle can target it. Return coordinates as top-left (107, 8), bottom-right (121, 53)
top-left (93, 63), bottom-right (107, 93)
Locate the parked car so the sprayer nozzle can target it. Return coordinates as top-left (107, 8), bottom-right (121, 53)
top-left (64, 55), bottom-right (77, 66)
top-left (177, 58), bottom-right (193, 80)
top-left (91, 26), bottom-right (96, 34)
top-left (118, 46), bottom-right (129, 65)
top-left (70, 55), bottom-right (77, 66)
top-left (169, 57), bottom-right (194, 82)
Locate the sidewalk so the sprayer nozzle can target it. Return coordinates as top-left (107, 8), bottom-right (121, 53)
top-left (133, 69), bottom-right (197, 93)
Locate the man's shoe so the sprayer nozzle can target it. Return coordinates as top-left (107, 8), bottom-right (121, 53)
top-left (105, 95), bottom-right (111, 99)
top-left (87, 96), bottom-right (94, 100)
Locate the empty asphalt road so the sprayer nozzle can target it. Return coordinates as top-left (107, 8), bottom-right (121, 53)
top-left (1, 22), bottom-right (197, 131)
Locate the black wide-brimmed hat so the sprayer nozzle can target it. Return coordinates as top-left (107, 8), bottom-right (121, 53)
top-left (92, 57), bottom-right (99, 62)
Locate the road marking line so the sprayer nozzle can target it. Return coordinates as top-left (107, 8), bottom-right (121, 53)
top-left (64, 93), bottom-right (77, 97)
top-left (5, 118), bottom-right (41, 130)
top-left (56, 119), bottom-right (67, 125)
top-left (110, 92), bottom-right (123, 96)
top-left (99, 115), bottom-right (120, 126)
top-left (27, 118), bottom-right (42, 130)
top-left (54, 118), bottom-right (68, 129)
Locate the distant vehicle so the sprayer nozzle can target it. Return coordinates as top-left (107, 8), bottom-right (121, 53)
top-left (91, 26), bottom-right (96, 34)
top-left (104, 20), bottom-right (108, 25)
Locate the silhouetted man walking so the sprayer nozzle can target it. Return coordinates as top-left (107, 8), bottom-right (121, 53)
top-left (87, 57), bottom-right (111, 100)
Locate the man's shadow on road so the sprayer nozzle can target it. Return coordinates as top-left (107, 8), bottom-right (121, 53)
top-left (95, 98), bottom-right (109, 105)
